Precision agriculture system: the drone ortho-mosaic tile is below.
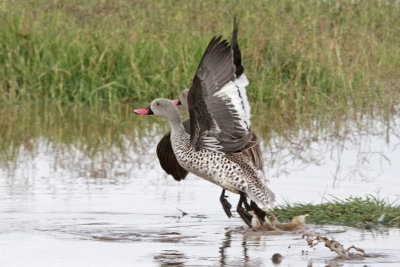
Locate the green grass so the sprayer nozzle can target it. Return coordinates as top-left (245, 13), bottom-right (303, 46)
top-left (273, 196), bottom-right (400, 228)
top-left (1, 0), bottom-right (400, 112)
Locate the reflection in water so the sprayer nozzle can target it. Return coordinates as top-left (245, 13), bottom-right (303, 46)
top-left (0, 104), bottom-right (400, 266)
top-left (154, 250), bottom-right (188, 267)
top-left (219, 228), bottom-right (252, 267)
top-left (1, 104), bottom-right (399, 185)
top-left (219, 228), bottom-right (232, 267)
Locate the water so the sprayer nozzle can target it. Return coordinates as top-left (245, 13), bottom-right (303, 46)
top-left (0, 105), bottom-right (400, 266)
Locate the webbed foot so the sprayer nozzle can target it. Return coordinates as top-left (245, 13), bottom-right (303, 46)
top-left (237, 206), bottom-right (253, 228)
top-left (220, 189), bottom-right (233, 218)
top-left (250, 201), bottom-right (267, 224)
top-left (237, 192), bottom-right (253, 228)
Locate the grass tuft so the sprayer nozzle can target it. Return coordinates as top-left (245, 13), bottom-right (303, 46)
top-left (273, 196), bottom-right (400, 228)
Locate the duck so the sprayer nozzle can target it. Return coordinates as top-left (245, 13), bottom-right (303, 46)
top-left (157, 89), bottom-right (265, 223)
top-left (157, 21), bottom-right (266, 224)
top-left (135, 27), bottom-right (275, 228)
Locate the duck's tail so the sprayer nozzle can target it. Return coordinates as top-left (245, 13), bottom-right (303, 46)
top-left (246, 170), bottom-right (275, 210)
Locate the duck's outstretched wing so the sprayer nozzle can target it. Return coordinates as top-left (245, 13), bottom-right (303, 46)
top-left (231, 17), bottom-right (244, 78)
top-left (188, 36), bottom-right (251, 153)
top-left (156, 119), bottom-right (190, 181)
top-left (230, 17), bottom-right (251, 129)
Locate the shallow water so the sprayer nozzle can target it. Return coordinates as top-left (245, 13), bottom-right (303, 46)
top-left (1, 105), bottom-right (400, 266)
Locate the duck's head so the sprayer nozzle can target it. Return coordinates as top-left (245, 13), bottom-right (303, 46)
top-left (172, 89), bottom-right (189, 110)
top-left (134, 98), bottom-right (179, 119)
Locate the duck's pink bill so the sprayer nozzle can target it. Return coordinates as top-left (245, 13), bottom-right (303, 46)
top-left (134, 108), bottom-right (150, 115)
top-left (172, 99), bottom-right (180, 105)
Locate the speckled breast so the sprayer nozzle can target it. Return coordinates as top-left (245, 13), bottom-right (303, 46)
top-left (170, 131), bottom-right (244, 194)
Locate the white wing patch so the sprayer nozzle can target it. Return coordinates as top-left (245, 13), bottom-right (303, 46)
top-left (235, 74), bottom-right (251, 125)
top-left (213, 74), bottom-right (251, 130)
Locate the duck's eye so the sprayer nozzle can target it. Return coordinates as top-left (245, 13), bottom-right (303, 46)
top-left (156, 102), bottom-right (160, 106)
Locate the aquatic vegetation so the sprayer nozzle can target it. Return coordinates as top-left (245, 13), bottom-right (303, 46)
top-left (273, 196), bottom-right (400, 228)
top-left (1, 0), bottom-right (400, 114)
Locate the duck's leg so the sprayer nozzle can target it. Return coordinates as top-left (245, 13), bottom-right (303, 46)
top-left (250, 201), bottom-right (266, 224)
top-left (242, 196), bottom-right (251, 212)
top-left (220, 189), bottom-right (232, 218)
top-left (237, 192), bottom-right (253, 228)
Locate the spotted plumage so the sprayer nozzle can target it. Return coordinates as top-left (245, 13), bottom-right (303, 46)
top-left (171, 127), bottom-right (274, 210)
